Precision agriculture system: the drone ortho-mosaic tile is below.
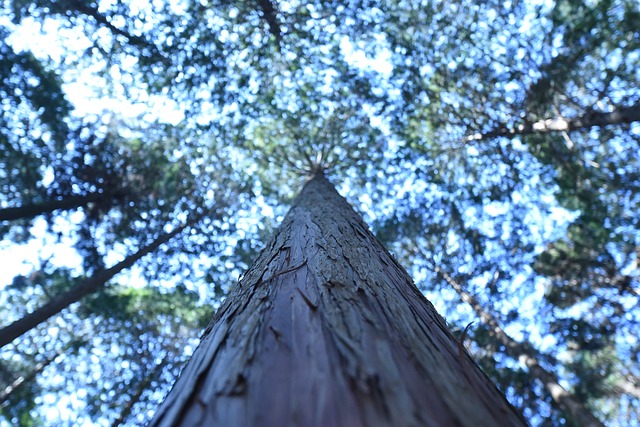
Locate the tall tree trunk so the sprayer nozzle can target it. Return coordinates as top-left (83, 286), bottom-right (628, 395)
top-left (0, 192), bottom-right (113, 222)
top-left (111, 356), bottom-right (169, 427)
top-left (0, 217), bottom-right (198, 349)
top-left (150, 173), bottom-right (526, 427)
top-left (464, 102), bottom-right (640, 142)
top-left (0, 348), bottom-right (63, 405)
top-left (430, 263), bottom-right (605, 427)
top-left (256, 0), bottom-right (282, 45)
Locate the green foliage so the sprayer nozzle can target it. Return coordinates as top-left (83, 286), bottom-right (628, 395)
top-left (0, 27), bottom-right (71, 218)
top-left (0, 0), bottom-right (638, 425)
top-left (83, 284), bottom-right (214, 330)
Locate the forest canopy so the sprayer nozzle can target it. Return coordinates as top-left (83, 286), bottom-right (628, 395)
top-left (0, 0), bottom-right (639, 425)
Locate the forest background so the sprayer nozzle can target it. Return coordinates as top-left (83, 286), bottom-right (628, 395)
top-left (0, 0), bottom-right (639, 425)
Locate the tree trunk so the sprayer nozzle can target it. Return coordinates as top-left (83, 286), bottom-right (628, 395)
top-left (430, 263), bottom-right (605, 427)
top-left (464, 102), bottom-right (640, 142)
top-left (0, 192), bottom-right (112, 222)
top-left (0, 349), bottom-right (63, 406)
top-left (150, 173), bottom-right (526, 427)
top-left (0, 217), bottom-right (198, 348)
top-left (111, 356), bottom-right (169, 427)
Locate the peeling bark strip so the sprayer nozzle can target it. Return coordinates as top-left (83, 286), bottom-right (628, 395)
top-left (151, 173), bottom-right (526, 427)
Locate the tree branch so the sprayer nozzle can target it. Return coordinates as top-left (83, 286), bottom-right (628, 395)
top-left (464, 102), bottom-right (640, 142)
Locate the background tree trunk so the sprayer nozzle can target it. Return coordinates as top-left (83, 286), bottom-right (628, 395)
top-left (0, 192), bottom-right (109, 222)
top-left (0, 348), bottom-right (63, 405)
top-left (464, 102), bottom-right (640, 142)
top-left (430, 263), bottom-right (605, 427)
top-left (111, 356), bottom-right (169, 427)
top-left (151, 173), bottom-right (526, 427)
top-left (0, 217), bottom-right (198, 348)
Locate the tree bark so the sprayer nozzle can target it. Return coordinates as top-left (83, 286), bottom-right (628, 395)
top-left (150, 173), bottom-right (526, 427)
top-left (0, 217), bottom-right (198, 349)
top-left (0, 192), bottom-right (111, 222)
top-left (464, 102), bottom-right (640, 142)
top-left (430, 263), bottom-right (605, 427)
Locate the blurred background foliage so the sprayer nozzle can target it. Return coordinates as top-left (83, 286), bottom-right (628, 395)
top-left (0, 0), bottom-right (638, 425)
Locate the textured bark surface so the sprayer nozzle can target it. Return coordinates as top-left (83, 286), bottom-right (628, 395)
top-left (151, 174), bottom-right (526, 427)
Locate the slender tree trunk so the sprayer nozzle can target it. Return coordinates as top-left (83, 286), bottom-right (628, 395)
top-left (150, 173), bottom-right (526, 427)
top-left (614, 380), bottom-right (640, 400)
top-left (111, 356), bottom-right (169, 427)
top-left (430, 263), bottom-right (605, 427)
top-left (0, 349), bottom-right (63, 405)
top-left (256, 0), bottom-right (282, 45)
top-left (0, 217), bottom-right (198, 348)
top-left (0, 192), bottom-right (111, 222)
top-left (464, 102), bottom-right (640, 142)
